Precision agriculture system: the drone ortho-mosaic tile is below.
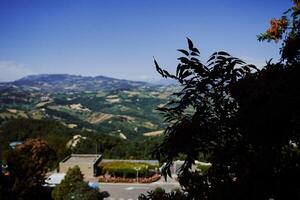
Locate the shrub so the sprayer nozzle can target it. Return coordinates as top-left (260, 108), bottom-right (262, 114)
top-left (195, 162), bottom-right (211, 175)
top-left (52, 166), bottom-right (101, 200)
top-left (99, 161), bottom-right (158, 178)
top-left (138, 187), bottom-right (187, 200)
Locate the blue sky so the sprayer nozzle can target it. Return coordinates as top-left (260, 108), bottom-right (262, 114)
top-left (0, 0), bottom-right (292, 82)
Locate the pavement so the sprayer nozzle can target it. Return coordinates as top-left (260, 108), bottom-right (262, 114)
top-left (100, 176), bottom-right (180, 200)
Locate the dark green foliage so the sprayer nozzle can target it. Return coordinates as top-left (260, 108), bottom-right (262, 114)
top-left (121, 137), bottom-right (162, 160)
top-left (229, 61), bottom-right (300, 199)
top-left (45, 108), bottom-right (93, 129)
top-left (63, 182), bottom-right (101, 200)
top-left (0, 118), bottom-right (163, 166)
top-left (0, 89), bottom-right (35, 111)
top-left (6, 139), bottom-right (56, 199)
top-left (138, 187), bottom-right (187, 200)
top-left (52, 166), bottom-right (101, 200)
top-left (154, 37), bottom-right (300, 199)
top-left (73, 133), bottom-right (162, 160)
top-left (100, 161), bottom-right (157, 178)
top-left (0, 118), bottom-right (72, 140)
top-left (154, 37), bottom-right (257, 171)
top-left (0, 174), bottom-right (10, 200)
top-left (0, 119), bottom-right (73, 163)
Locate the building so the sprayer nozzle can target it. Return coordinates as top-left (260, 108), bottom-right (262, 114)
top-left (59, 154), bottom-right (102, 177)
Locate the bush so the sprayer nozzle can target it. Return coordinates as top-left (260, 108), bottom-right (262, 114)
top-left (195, 162), bottom-right (211, 175)
top-left (138, 187), bottom-right (187, 200)
top-left (52, 166), bottom-right (101, 200)
top-left (100, 161), bottom-right (158, 178)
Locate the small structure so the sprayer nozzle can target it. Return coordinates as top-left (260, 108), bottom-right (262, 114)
top-left (9, 141), bottom-right (23, 149)
top-left (59, 154), bottom-right (102, 177)
top-left (44, 173), bottom-right (66, 187)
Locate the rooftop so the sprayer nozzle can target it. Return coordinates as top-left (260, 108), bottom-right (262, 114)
top-left (61, 154), bottom-right (102, 165)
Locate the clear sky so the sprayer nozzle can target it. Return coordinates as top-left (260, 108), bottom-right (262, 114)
top-left (0, 0), bottom-right (292, 82)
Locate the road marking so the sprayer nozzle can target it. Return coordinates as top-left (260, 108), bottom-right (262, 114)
top-left (125, 187), bottom-right (135, 190)
top-left (106, 197), bottom-right (142, 200)
top-left (107, 197), bottom-right (138, 200)
top-left (125, 186), bottom-right (150, 190)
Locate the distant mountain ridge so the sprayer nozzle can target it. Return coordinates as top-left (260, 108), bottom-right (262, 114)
top-left (1, 74), bottom-right (155, 93)
top-left (13, 74), bottom-right (145, 84)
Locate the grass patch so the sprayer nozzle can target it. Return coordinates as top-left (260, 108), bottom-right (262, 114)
top-left (100, 161), bottom-right (158, 178)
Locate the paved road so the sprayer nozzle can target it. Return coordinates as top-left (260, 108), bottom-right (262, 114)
top-left (100, 177), bottom-right (180, 200)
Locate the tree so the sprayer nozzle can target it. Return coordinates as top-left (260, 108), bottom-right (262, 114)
top-left (6, 138), bottom-right (56, 199)
top-left (154, 38), bottom-right (258, 199)
top-left (52, 166), bottom-right (101, 200)
top-left (258, 0), bottom-right (300, 63)
top-left (153, 2), bottom-right (300, 199)
top-left (0, 173), bottom-right (10, 200)
top-left (139, 187), bottom-right (187, 200)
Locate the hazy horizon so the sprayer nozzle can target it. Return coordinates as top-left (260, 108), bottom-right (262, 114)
top-left (0, 0), bottom-right (292, 82)
top-left (0, 73), bottom-right (178, 84)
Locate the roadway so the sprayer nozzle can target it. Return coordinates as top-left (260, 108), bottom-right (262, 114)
top-left (100, 177), bottom-right (180, 200)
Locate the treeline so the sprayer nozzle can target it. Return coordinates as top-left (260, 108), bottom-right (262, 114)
top-left (0, 118), bottom-right (73, 163)
top-left (74, 133), bottom-right (162, 159)
top-left (0, 118), bottom-right (162, 167)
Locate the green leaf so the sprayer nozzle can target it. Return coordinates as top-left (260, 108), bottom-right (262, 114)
top-left (191, 57), bottom-right (200, 62)
top-left (154, 58), bottom-right (160, 70)
top-left (187, 37), bottom-right (194, 50)
top-left (177, 49), bottom-right (189, 56)
top-left (181, 70), bottom-right (192, 79)
top-left (191, 52), bottom-right (199, 56)
top-left (154, 58), bottom-right (166, 78)
top-left (176, 63), bottom-right (182, 76)
top-left (217, 51), bottom-right (230, 56)
top-left (178, 57), bottom-right (190, 64)
top-left (248, 64), bottom-right (259, 71)
top-left (192, 47), bottom-right (200, 54)
top-left (207, 55), bottom-right (216, 63)
top-left (215, 55), bottom-right (228, 61)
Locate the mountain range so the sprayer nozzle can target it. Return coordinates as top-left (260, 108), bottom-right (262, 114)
top-left (0, 74), bottom-right (156, 93)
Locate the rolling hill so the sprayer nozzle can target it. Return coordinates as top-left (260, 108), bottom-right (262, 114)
top-left (0, 74), bottom-right (177, 139)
